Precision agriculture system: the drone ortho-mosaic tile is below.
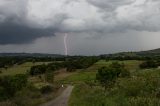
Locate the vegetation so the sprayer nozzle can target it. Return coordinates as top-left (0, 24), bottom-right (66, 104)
top-left (68, 61), bottom-right (160, 106)
top-left (66, 57), bottom-right (99, 72)
top-left (0, 62), bottom-right (50, 76)
top-left (139, 60), bottom-right (158, 69)
top-left (0, 74), bottom-right (28, 101)
top-left (1, 54), bottom-right (160, 106)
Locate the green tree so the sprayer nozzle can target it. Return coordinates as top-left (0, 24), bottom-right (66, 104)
top-left (0, 74), bottom-right (28, 101)
top-left (45, 72), bottom-right (54, 83)
top-left (44, 68), bottom-right (54, 83)
top-left (96, 67), bottom-right (119, 90)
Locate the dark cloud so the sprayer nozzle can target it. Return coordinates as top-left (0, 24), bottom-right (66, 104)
top-left (0, 22), bottom-right (55, 44)
top-left (0, 0), bottom-right (160, 46)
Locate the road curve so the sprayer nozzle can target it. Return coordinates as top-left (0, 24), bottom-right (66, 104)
top-left (40, 86), bottom-right (74, 106)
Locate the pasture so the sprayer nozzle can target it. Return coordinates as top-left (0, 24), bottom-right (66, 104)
top-left (0, 62), bottom-right (50, 76)
top-left (65, 60), bottom-right (160, 106)
top-left (1, 59), bottom-right (158, 106)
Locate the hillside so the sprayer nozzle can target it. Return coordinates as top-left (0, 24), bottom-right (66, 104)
top-left (0, 53), bottom-right (64, 57)
top-left (137, 48), bottom-right (160, 56)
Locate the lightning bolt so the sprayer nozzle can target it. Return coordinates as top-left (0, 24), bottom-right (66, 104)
top-left (64, 33), bottom-right (68, 56)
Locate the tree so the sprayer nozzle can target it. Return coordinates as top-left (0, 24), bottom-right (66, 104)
top-left (0, 74), bottom-right (28, 101)
top-left (44, 68), bottom-right (54, 83)
top-left (96, 62), bottom-right (129, 90)
top-left (44, 72), bottom-right (54, 83)
top-left (96, 67), bottom-right (119, 90)
top-left (139, 60), bottom-right (158, 69)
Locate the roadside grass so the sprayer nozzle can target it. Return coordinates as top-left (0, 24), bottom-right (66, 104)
top-left (0, 62), bottom-right (51, 76)
top-left (69, 68), bottom-right (160, 106)
top-left (68, 60), bottom-right (160, 106)
top-left (69, 83), bottom-right (160, 106)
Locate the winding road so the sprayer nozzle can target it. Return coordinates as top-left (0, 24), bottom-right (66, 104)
top-left (41, 86), bottom-right (74, 106)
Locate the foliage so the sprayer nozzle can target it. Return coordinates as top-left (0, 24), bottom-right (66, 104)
top-left (96, 67), bottom-right (119, 89)
top-left (139, 60), bottom-right (158, 69)
top-left (30, 65), bottom-right (47, 75)
top-left (66, 57), bottom-right (99, 72)
top-left (44, 71), bottom-right (54, 83)
top-left (29, 62), bottom-right (66, 76)
top-left (40, 85), bottom-right (53, 94)
top-left (96, 62), bottom-right (128, 89)
top-left (0, 74), bottom-right (28, 101)
top-left (69, 68), bottom-right (160, 106)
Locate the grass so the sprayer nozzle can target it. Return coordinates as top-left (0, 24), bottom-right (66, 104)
top-left (57, 60), bottom-right (142, 84)
top-left (59, 71), bottom-right (96, 84)
top-left (0, 62), bottom-right (51, 76)
top-left (0, 60), bottom-right (145, 106)
top-left (86, 60), bottom-right (142, 72)
top-left (68, 60), bottom-right (160, 106)
top-left (69, 83), bottom-right (160, 106)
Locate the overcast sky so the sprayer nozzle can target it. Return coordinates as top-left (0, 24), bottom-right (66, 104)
top-left (0, 0), bottom-right (160, 55)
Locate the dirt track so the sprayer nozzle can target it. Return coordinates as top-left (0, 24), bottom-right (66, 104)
top-left (40, 86), bottom-right (74, 106)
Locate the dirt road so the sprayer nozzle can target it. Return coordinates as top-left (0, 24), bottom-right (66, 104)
top-left (41, 86), bottom-right (74, 106)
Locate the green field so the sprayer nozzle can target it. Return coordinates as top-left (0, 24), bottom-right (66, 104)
top-left (1, 59), bottom-right (158, 106)
top-left (58, 60), bottom-right (142, 84)
top-left (0, 62), bottom-right (50, 76)
top-left (59, 71), bottom-right (96, 84)
top-left (86, 60), bottom-right (142, 72)
top-left (67, 60), bottom-right (160, 106)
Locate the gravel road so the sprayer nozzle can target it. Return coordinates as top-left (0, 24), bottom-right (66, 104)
top-left (40, 86), bottom-right (74, 106)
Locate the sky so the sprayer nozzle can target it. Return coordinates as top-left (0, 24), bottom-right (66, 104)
top-left (0, 0), bottom-right (160, 55)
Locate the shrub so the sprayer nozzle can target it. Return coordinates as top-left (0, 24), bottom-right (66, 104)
top-left (96, 67), bottom-right (119, 90)
top-left (30, 65), bottom-right (46, 75)
top-left (13, 84), bottom-right (41, 106)
top-left (139, 60), bottom-right (158, 69)
top-left (0, 101), bottom-right (17, 106)
top-left (0, 74), bottom-right (28, 101)
top-left (40, 85), bottom-right (53, 94)
top-left (44, 72), bottom-right (54, 83)
top-left (120, 69), bottom-right (130, 77)
top-left (96, 62), bottom-right (129, 90)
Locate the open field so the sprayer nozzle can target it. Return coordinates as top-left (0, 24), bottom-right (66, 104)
top-left (86, 60), bottom-right (142, 72)
top-left (0, 62), bottom-right (51, 76)
top-left (67, 60), bottom-right (160, 106)
top-left (57, 60), bottom-right (143, 84)
top-left (1, 59), bottom-right (159, 106)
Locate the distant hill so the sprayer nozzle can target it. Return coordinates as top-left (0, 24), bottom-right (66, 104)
top-left (115, 48), bottom-right (160, 56)
top-left (137, 48), bottom-right (160, 56)
top-left (1, 48), bottom-right (160, 57)
top-left (0, 53), bottom-right (64, 57)
top-left (101, 48), bottom-right (160, 57)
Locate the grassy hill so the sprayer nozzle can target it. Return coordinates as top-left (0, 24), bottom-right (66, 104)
top-left (137, 48), bottom-right (160, 56)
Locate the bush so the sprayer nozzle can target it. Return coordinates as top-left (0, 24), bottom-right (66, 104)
top-left (40, 85), bottom-right (53, 94)
top-left (66, 57), bottom-right (99, 71)
top-left (139, 60), bottom-right (158, 69)
top-left (120, 69), bottom-right (130, 77)
top-left (13, 85), bottom-right (41, 106)
top-left (0, 101), bottom-right (17, 106)
top-left (0, 74), bottom-right (28, 101)
top-left (30, 65), bottom-right (46, 75)
top-left (96, 62), bottom-right (129, 90)
top-left (44, 72), bottom-right (54, 83)
top-left (96, 67), bottom-right (120, 90)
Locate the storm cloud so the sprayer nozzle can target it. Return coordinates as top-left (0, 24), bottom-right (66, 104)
top-left (0, 0), bottom-right (160, 54)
